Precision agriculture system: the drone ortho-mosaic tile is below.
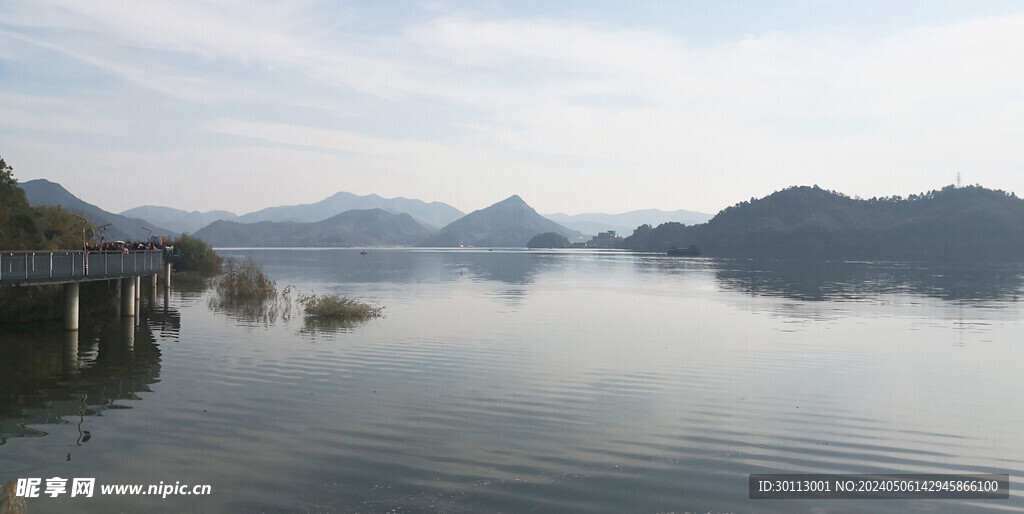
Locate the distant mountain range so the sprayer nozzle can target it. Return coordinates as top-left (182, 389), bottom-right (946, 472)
top-left (20, 179), bottom-right (174, 242)
top-left (120, 191), bottom-right (466, 234)
top-left (120, 205), bottom-right (241, 234)
top-left (234, 191), bottom-right (464, 229)
top-left (544, 209), bottom-right (712, 236)
top-left (193, 209), bottom-right (432, 247)
top-left (194, 195), bottom-right (583, 248)
top-left (119, 192), bottom-right (713, 239)
top-left (21, 178), bottom-right (720, 250)
top-left (24, 177), bottom-right (1023, 261)
top-left (418, 195), bottom-right (581, 247)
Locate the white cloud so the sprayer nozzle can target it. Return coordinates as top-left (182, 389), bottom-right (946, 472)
top-left (0, 29), bottom-right (223, 102)
top-left (3, 2), bottom-right (1024, 214)
top-left (203, 119), bottom-right (455, 162)
top-left (3, 0), bottom-right (417, 100)
top-left (37, 0), bottom-right (312, 65)
top-left (0, 95), bottom-right (127, 136)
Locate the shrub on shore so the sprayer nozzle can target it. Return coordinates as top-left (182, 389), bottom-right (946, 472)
top-left (169, 234), bottom-right (223, 275)
top-left (0, 284), bottom-right (64, 322)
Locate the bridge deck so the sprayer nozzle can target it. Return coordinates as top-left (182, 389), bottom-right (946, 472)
top-left (0, 250), bottom-right (166, 287)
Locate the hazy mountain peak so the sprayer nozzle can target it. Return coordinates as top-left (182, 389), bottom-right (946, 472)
top-left (495, 194), bottom-right (528, 206)
top-left (239, 190), bottom-right (464, 227)
top-left (486, 195), bottom-right (534, 213)
top-left (193, 208), bottom-right (432, 247)
top-left (418, 195), bottom-right (579, 247)
top-left (118, 205), bottom-right (240, 234)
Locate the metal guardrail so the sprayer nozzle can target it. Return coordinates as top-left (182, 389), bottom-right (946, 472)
top-left (0, 250), bottom-right (165, 286)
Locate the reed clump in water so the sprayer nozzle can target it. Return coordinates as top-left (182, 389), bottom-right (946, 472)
top-left (214, 258), bottom-right (276, 302)
top-left (208, 258), bottom-right (290, 323)
top-left (1, 480), bottom-right (26, 514)
top-left (208, 258), bottom-right (380, 329)
top-left (298, 293), bottom-right (382, 321)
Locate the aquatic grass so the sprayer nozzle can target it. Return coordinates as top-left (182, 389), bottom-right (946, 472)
top-left (208, 259), bottom-right (291, 324)
top-left (296, 293), bottom-right (382, 335)
top-left (207, 258), bottom-right (381, 331)
top-left (298, 293), bottom-right (382, 321)
top-left (214, 258), bottom-right (277, 302)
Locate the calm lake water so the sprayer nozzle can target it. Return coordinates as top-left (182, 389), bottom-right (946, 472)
top-left (2, 248), bottom-right (1023, 513)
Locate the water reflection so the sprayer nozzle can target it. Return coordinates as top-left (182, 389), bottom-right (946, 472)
top-left (457, 251), bottom-right (550, 284)
top-left (221, 248), bottom-right (552, 285)
top-left (711, 259), bottom-right (1024, 302)
top-left (0, 313), bottom-right (166, 446)
top-left (207, 285), bottom-right (295, 326)
top-left (208, 294), bottom-right (293, 325)
top-left (632, 253), bottom-right (709, 276)
top-left (150, 288), bottom-right (182, 340)
top-left (212, 249), bottom-right (558, 323)
top-left (299, 316), bottom-right (371, 336)
top-left (208, 286), bottom-right (382, 336)
top-left (5, 250), bottom-right (1024, 512)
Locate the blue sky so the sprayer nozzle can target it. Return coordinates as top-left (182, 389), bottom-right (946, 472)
top-left (2, 1), bottom-right (1024, 216)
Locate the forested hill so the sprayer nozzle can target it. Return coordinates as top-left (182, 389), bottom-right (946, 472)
top-left (623, 185), bottom-right (1024, 261)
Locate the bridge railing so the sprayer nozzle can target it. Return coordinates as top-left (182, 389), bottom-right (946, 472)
top-left (0, 250), bottom-right (166, 286)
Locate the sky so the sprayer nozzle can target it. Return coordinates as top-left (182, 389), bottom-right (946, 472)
top-left (2, 1), bottom-right (1024, 217)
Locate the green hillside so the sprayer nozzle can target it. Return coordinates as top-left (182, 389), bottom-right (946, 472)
top-left (624, 185), bottom-right (1024, 261)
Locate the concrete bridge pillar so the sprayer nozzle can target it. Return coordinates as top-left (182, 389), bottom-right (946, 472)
top-left (63, 330), bottom-right (79, 375)
top-left (122, 316), bottom-right (135, 350)
top-left (64, 282), bottom-right (79, 331)
top-left (135, 276), bottom-right (142, 327)
top-left (121, 277), bottom-right (136, 317)
top-left (150, 273), bottom-right (158, 305)
top-left (112, 278), bottom-right (121, 317)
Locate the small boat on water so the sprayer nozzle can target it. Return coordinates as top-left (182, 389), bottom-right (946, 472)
top-left (667, 245), bottom-right (701, 257)
top-left (360, 250), bottom-right (368, 255)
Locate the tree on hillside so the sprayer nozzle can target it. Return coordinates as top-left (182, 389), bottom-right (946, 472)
top-left (0, 155), bottom-right (35, 249)
top-left (0, 155), bottom-right (88, 250)
top-left (0, 155), bottom-right (98, 322)
top-left (0, 156), bottom-right (15, 188)
top-left (621, 184), bottom-right (1024, 260)
top-left (622, 222), bottom-right (693, 252)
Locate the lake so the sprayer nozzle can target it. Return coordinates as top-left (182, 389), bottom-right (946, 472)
top-left (2, 248), bottom-right (1023, 513)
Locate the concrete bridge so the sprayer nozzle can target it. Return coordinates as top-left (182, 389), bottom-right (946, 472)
top-left (0, 249), bottom-right (170, 330)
